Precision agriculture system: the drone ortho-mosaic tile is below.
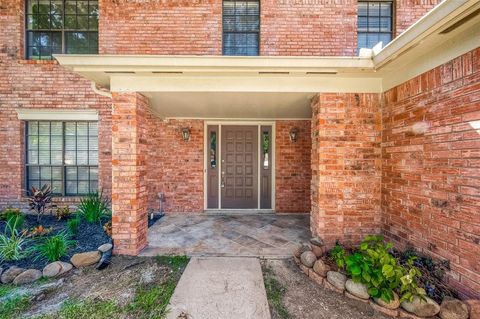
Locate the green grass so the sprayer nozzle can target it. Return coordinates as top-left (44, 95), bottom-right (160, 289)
top-left (34, 256), bottom-right (189, 319)
top-left (263, 265), bottom-right (290, 319)
top-left (0, 295), bottom-right (31, 319)
top-left (156, 255), bottom-right (190, 272)
top-left (0, 284), bottom-right (15, 298)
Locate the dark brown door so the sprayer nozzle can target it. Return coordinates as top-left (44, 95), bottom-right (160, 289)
top-left (221, 125), bottom-right (258, 209)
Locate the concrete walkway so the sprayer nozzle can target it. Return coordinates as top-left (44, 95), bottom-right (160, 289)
top-left (167, 257), bottom-right (271, 319)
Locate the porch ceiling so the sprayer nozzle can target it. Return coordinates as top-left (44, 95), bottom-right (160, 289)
top-left (54, 0), bottom-right (480, 119)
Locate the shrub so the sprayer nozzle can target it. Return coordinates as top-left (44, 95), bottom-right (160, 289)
top-left (55, 206), bottom-right (72, 221)
top-left (32, 231), bottom-right (75, 262)
top-left (1, 209), bottom-right (25, 232)
top-left (67, 215), bottom-right (81, 235)
top-left (0, 221), bottom-right (30, 262)
top-left (77, 191), bottom-right (110, 224)
top-left (27, 184), bottom-right (53, 223)
top-left (329, 235), bottom-right (426, 303)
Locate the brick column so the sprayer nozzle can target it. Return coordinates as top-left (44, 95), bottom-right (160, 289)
top-left (310, 93), bottom-right (382, 247)
top-left (111, 92), bottom-right (149, 255)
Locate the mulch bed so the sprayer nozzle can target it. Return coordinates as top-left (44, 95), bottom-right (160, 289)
top-left (0, 214), bottom-right (111, 270)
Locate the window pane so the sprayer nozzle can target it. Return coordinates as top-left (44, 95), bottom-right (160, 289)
top-left (368, 2), bottom-right (380, 16)
top-left (78, 181), bottom-right (89, 194)
top-left (52, 167), bottom-right (62, 180)
top-left (88, 122), bottom-right (98, 136)
top-left (39, 136), bottom-right (50, 150)
top-left (28, 151), bottom-right (39, 164)
top-left (89, 137), bottom-right (98, 150)
top-left (77, 151), bottom-right (88, 165)
top-left (28, 136), bottom-right (39, 150)
top-left (51, 150), bottom-right (63, 164)
top-left (39, 122), bottom-right (50, 135)
top-left (77, 122), bottom-right (88, 135)
top-left (224, 2), bottom-right (235, 15)
top-left (66, 181), bottom-right (77, 195)
top-left (39, 150), bottom-right (50, 164)
top-left (77, 136), bottom-right (88, 150)
top-left (90, 167), bottom-right (98, 180)
top-left (380, 3), bottom-right (392, 16)
top-left (358, 2), bottom-right (368, 16)
top-left (29, 166), bottom-right (40, 180)
top-left (65, 122), bottom-right (76, 135)
top-left (368, 17), bottom-right (380, 32)
top-left (64, 150), bottom-right (76, 165)
top-left (380, 17), bottom-right (391, 32)
top-left (52, 181), bottom-right (63, 194)
top-left (89, 151), bottom-right (98, 165)
top-left (41, 166), bottom-right (51, 179)
top-left (358, 17), bottom-right (368, 32)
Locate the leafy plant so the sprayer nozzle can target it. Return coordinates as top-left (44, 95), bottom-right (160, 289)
top-left (28, 225), bottom-right (53, 237)
top-left (329, 243), bottom-right (347, 269)
top-left (32, 231), bottom-right (75, 262)
top-left (0, 220), bottom-right (30, 262)
top-left (67, 215), bottom-right (81, 235)
top-left (55, 206), bottom-right (72, 221)
top-left (77, 191), bottom-right (110, 224)
top-left (0, 208), bottom-right (23, 221)
top-left (6, 214), bottom-right (26, 232)
top-left (103, 220), bottom-right (112, 237)
top-left (27, 184), bottom-right (53, 223)
top-left (399, 257), bottom-right (427, 302)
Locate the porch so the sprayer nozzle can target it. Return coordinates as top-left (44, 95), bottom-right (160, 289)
top-left (140, 213), bottom-right (310, 258)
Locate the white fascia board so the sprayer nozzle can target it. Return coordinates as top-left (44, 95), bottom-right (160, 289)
top-left (16, 108), bottom-right (99, 121)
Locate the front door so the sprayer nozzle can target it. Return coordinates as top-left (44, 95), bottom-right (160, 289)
top-left (221, 125), bottom-right (258, 208)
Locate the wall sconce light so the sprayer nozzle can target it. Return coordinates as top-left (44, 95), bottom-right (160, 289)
top-left (181, 127), bottom-right (190, 142)
top-left (289, 127), bottom-right (298, 142)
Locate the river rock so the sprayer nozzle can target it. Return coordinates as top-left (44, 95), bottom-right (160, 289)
top-left (312, 259), bottom-right (330, 277)
top-left (1, 266), bottom-right (26, 284)
top-left (439, 298), bottom-right (469, 319)
top-left (43, 261), bottom-right (73, 278)
top-left (465, 299), bottom-right (480, 319)
top-left (300, 251), bottom-right (317, 268)
top-left (70, 251), bottom-right (101, 268)
top-left (310, 237), bottom-right (324, 247)
top-left (327, 271), bottom-right (347, 290)
top-left (401, 296), bottom-right (440, 317)
top-left (345, 279), bottom-right (369, 299)
top-left (374, 292), bottom-right (400, 309)
top-left (97, 243), bottom-right (113, 253)
top-left (13, 269), bottom-right (42, 285)
top-left (293, 243), bottom-right (311, 258)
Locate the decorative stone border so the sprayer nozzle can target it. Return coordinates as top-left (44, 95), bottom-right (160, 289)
top-left (0, 242), bottom-right (113, 286)
top-left (294, 239), bottom-right (476, 319)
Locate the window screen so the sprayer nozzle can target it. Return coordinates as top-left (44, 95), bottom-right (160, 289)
top-left (26, 121), bottom-right (99, 196)
top-left (223, 0), bottom-right (260, 56)
top-left (357, 1), bottom-right (393, 50)
top-left (26, 0), bottom-right (99, 60)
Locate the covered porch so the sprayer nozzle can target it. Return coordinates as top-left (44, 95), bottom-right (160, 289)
top-left (141, 213), bottom-right (310, 258)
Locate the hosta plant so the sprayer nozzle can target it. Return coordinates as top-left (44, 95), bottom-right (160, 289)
top-left (32, 231), bottom-right (76, 262)
top-left (0, 219), bottom-right (30, 262)
top-left (27, 184), bottom-right (53, 223)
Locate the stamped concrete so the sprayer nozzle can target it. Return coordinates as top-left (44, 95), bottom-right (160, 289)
top-left (140, 213), bottom-right (310, 258)
top-left (167, 257), bottom-right (270, 319)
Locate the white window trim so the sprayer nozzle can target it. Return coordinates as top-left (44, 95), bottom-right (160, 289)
top-left (16, 108), bottom-right (98, 121)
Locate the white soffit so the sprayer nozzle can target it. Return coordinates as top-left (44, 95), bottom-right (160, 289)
top-left (16, 108), bottom-right (99, 121)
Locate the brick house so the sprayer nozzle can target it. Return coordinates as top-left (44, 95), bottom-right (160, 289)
top-left (0, 0), bottom-right (479, 298)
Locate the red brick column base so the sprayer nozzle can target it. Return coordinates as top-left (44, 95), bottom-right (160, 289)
top-left (310, 93), bottom-right (382, 247)
top-left (111, 92), bottom-right (149, 255)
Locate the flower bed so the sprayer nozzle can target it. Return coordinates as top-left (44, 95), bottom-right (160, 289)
top-left (293, 235), bottom-right (477, 319)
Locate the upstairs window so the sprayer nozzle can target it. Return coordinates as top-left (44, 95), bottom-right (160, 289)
top-left (357, 1), bottom-right (393, 50)
top-left (223, 0), bottom-right (260, 56)
top-left (26, 0), bottom-right (99, 60)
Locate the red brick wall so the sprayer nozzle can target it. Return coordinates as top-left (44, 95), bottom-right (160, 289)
top-left (111, 92), bottom-right (149, 255)
top-left (0, 0), bottom-right (112, 211)
top-left (275, 120), bottom-right (311, 212)
top-left (311, 93), bottom-right (382, 247)
top-left (260, 0), bottom-right (357, 56)
top-left (382, 48), bottom-right (480, 298)
top-left (395, 0), bottom-right (442, 36)
top-left (145, 118), bottom-right (204, 213)
top-left (99, 0), bottom-right (222, 55)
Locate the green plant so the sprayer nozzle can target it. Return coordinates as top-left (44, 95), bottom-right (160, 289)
top-left (263, 264), bottom-right (290, 319)
top-left (0, 220), bottom-right (30, 262)
top-left (1, 209), bottom-right (25, 231)
top-left (329, 243), bottom-right (347, 269)
top-left (399, 257), bottom-right (426, 302)
top-left (0, 295), bottom-right (31, 319)
top-left (32, 231), bottom-right (75, 262)
top-left (55, 206), bottom-right (72, 221)
top-left (27, 184), bottom-right (53, 223)
top-left (67, 215), bottom-right (81, 235)
top-left (156, 255), bottom-right (190, 272)
top-left (77, 191), bottom-right (110, 224)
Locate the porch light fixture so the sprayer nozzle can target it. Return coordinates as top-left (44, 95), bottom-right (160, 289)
top-left (289, 128), bottom-right (299, 143)
top-left (181, 127), bottom-right (190, 142)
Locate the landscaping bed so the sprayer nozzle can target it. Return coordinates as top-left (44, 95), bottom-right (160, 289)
top-left (0, 214), bottom-right (110, 271)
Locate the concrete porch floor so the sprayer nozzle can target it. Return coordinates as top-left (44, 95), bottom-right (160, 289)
top-left (140, 213), bottom-right (310, 258)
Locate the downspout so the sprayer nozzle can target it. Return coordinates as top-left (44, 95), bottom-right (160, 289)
top-left (90, 81), bottom-right (112, 99)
